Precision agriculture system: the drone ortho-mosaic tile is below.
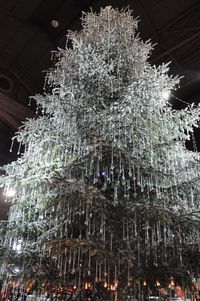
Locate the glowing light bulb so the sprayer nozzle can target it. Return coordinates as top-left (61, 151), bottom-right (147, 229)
top-left (4, 188), bottom-right (16, 198)
top-left (156, 280), bottom-right (161, 287)
top-left (161, 90), bottom-right (170, 101)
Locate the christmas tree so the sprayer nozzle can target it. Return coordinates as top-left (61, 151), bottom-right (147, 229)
top-left (0, 7), bottom-right (200, 300)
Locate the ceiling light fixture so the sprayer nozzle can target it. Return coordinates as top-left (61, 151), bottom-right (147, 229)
top-left (51, 19), bottom-right (59, 28)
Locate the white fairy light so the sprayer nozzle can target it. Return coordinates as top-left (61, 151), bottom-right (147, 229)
top-left (4, 188), bottom-right (16, 198)
top-left (161, 90), bottom-right (171, 101)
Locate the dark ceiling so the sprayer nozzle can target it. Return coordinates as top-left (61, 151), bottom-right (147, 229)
top-left (0, 0), bottom-right (200, 209)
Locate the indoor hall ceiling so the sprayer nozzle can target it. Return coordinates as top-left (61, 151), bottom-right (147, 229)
top-left (0, 0), bottom-right (200, 205)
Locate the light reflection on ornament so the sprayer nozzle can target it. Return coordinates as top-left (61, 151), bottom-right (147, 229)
top-left (13, 266), bottom-right (20, 273)
top-left (7, 264), bottom-right (24, 276)
top-left (12, 239), bottom-right (22, 253)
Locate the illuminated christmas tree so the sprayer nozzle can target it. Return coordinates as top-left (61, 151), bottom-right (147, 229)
top-left (0, 7), bottom-right (200, 300)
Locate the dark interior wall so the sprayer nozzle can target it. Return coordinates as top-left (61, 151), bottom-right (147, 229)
top-left (0, 121), bottom-right (18, 165)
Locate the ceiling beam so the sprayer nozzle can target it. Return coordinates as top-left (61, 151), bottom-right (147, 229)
top-left (151, 31), bottom-right (200, 63)
top-left (156, 1), bottom-right (200, 35)
top-left (0, 109), bottom-right (20, 130)
top-left (0, 92), bottom-right (34, 129)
